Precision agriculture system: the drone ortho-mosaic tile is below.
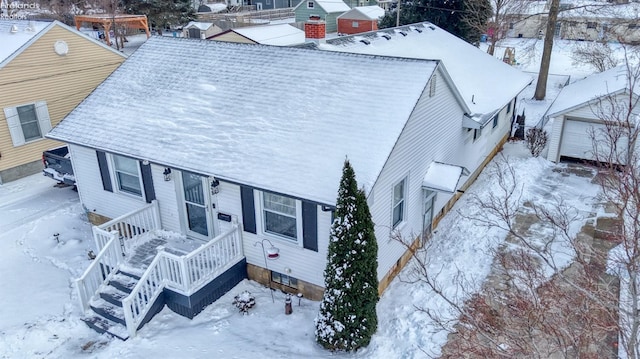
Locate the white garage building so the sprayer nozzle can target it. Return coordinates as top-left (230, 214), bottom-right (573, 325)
top-left (546, 66), bottom-right (640, 164)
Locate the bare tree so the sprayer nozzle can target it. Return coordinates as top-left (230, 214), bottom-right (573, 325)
top-left (463, 0), bottom-right (528, 56)
top-left (571, 42), bottom-right (619, 73)
top-left (588, 56), bottom-right (640, 358)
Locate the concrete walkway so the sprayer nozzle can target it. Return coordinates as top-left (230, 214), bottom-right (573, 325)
top-left (442, 164), bottom-right (622, 358)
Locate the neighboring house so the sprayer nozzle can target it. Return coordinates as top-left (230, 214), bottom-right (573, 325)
top-left (546, 66), bottom-right (640, 163)
top-left (294, 0), bottom-right (350, 33)
top-left (48, 23), bottom-right (530, 339)
top-left (337, 5), bottom-right (384, 35)
top-left (183, 21), bottom-right (223, 39)
top-left (507, 0), bottom-right (640, 42)
top-left (209, 24), bottom-right (305, 45)
top-left (342, 0), bottom-right (380, 8)
top-left (253, 0), bottom-right (303, 10)
top-left (0, 20), bottom-right (126, 184)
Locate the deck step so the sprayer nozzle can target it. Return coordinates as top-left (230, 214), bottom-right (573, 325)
top-left (100, 286), bottom-right (129, 307)
top-left (89, 298), bottom-right (126, 326)
top-left (109, 273), bottom-right (140, 294)
top-left (81, 315), bottom-right (129, 341)
top-left (117, 268), bottom-right (142, 280)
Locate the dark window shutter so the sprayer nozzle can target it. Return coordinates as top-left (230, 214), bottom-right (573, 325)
top-left (302, 201), bottom-right (318, 252)
top-left (240, 186), bottom-right (256, 234)
top-left (140, 161), bottom-right (155, 203)
top-left (96, 151), bottom-right (113, 192)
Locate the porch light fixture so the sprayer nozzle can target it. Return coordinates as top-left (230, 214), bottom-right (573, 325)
top-left (254, 239), bottom-right (280, 302)
top-left (210, 177), bottom-right (220, 194)
top-left (163, 167), bottom-right (172, 181)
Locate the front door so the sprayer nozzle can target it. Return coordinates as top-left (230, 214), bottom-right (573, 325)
top-left (181, 171), bottom-right (214, 239)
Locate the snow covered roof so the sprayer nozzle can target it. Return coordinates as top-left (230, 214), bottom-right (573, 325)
top-left (337, 6), bottom-right (386, 20)
top-left (184, 21), bottom-right (214, 31)
top-left (0, 20), bottom-right (52, 65)
top-left (48, 37), bottom-right (438, 205)
top-left (0, 20), bottom-right (125, 69)
top-left (295, 0), bottom-right (350, 13)
top-left (318, 23), bottom-right (533, 118)
top-left (230, 24), bottom-right (305, 46)
top-left (422, 162), bottom-right (469, 193)
top-left (546, 65), bottom-right (640, 118)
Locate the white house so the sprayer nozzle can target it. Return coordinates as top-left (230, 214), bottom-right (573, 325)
top-left (546, 66), bottom-right (640, 164)
top-left (209, 24), bottom-right (305, 45)
top-left (47, 23), bottom-right (531, 339)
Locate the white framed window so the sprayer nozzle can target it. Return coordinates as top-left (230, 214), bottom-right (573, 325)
top-left (112, 154), bottom-right (143, 197)
top-left (492, 114), bottom-right (499, 128)
top-left (3, 101), bottom-right (52, 147)
top-left (352, 21), bottom-right (359, 28)
top-left (392, 178), bottom-right (407, 228)
top-left (307, 1), bottom-right (314, 8)
top-left (262, 191), bottom-right (301, 241)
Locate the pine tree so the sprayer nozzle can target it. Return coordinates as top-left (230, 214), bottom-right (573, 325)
top-left (315, 159), bottom-right (379, 351)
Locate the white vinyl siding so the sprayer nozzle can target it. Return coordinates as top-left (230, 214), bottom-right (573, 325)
top-left (215, 182), bottom-right (329, 287)
top-left (3, 101), bottom-right (52, 146)
top-left (70, 144), bottom-right (145, 220)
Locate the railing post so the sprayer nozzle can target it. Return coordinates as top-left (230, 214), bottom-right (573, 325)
top-left (151, 200), bottom-right (161, 230)
top-left (180, 255), bottom-right (190, 292)
top-left (122, 297), bottom-right (136, 338)
top-left (75, 278), bottom-right (89, 312)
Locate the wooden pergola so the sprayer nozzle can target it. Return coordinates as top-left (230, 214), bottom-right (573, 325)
top-left (74, 14), bottom-right (150, 47)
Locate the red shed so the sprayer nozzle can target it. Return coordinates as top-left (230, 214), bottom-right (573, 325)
top-left (337, 6), bottom-right (385, 35)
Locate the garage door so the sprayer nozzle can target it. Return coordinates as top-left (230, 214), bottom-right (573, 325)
top-left (559, 119), bottom-right (628, 163)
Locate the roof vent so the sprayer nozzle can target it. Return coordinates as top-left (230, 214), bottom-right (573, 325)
top-left (428, 25), bottom-right (436, 30)
top-left (359, 39), bottom-right (370, 45)
top-left (380, 33), bottom-right (391, 40)
top-left (10, 25), bottom-right (19, 34)
top-left (25, 22), bottom-right (35, 32)
top-left (414, 28), bottom-right (423, 33)
top-left (399, 31), bottom-right (407, 36)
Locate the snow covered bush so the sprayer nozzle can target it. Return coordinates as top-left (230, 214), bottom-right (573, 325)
top-left (526, 128), bottom-right (548, 157)
top-left (315, 159), bottom-right (379, 351)
top-left (233, 291), bottom-right (255, 314)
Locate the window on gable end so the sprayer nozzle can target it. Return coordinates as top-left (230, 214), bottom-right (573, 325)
top-left (307, 1), bottom-right (314, 8)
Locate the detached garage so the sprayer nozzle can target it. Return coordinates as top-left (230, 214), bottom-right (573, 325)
top-left (546, 66), bottom-right (639, 164)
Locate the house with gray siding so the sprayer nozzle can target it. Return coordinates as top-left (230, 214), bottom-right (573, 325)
top-left (253, 0), bottom-right (302, 10)
top-left (294, 0), bottom-right (350, 33)
top-left (47, 23), bottom-right (530, 340)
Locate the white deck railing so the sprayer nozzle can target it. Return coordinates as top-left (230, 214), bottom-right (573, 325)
top-left (75, 230), bottom-right (123, 311)
top-left (94, 200), bottom-right (161, 253)
top-left (122, 224), bottom-right (244, 337)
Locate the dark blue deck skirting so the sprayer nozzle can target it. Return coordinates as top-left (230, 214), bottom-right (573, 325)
top-left (164, 258), bottom-right (247, 319)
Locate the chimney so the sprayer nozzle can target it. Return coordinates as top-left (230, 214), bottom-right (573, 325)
top-left (305, 15), bottom-right (326, 39)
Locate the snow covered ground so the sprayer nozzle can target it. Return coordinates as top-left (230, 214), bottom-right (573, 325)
top-left (0, 38), bottom-right (632, 358)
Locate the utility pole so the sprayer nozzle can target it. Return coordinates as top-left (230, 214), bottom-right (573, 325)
top-left (396, 0), bottom-right (400, 27)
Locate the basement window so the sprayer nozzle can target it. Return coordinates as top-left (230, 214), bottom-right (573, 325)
top-left (272, 271), bottom-right (298, 288)
top-left (587, 22), bottom-right (597, 29)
